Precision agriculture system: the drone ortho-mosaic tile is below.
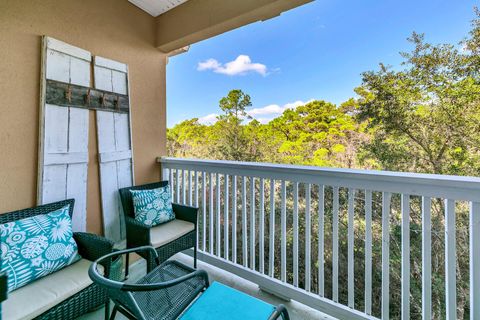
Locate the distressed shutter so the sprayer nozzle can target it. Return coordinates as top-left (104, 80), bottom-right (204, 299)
top-left (38, 37), bottom-right (90, 232)
top-left (94, 56), bottom-right (134, 242)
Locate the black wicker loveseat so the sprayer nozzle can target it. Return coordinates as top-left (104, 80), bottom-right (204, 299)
top-left (119, 181), bottom-right (198, 275)
top-left (0, 199), bottom-right (115, 320)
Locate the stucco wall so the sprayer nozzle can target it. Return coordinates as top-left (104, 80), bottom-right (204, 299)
top-left (0, 0), bottom-right (166, 234)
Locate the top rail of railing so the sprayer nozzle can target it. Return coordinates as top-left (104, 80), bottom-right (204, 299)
top-left (158, 157), bottom-right (480, 201)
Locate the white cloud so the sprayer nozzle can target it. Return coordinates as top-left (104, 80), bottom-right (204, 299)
top-left (197, 113), bottom-right (219, 125)
top-left (197, 55), bottom-right (268, 76)
top-left (194, 100), bottom-right (314, 126)
top-left (246, 100), bottom-right (311, 122)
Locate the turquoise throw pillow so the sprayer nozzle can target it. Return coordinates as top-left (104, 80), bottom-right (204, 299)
top-left (130, 185), bottom-right (175, 227)
top-left (0, 205), bottom-right (81, 292)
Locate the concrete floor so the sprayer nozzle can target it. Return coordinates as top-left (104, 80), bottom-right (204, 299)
top-left (78, 253), bottom-right (335, 320)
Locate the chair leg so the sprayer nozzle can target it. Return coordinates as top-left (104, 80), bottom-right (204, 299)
top-left (109, 305), bottom-right (118, 320)
top-left (194, 245), bottom-right (197, 269)
top-left (124, 253), bottom-right (130, 279)
top-left (104, 300), bottom-right (110, 320)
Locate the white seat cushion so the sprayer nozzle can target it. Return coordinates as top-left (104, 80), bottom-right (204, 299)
top-left (3, 259), bottom-right (94, 320)
top-left (150, 219), bottom-right (195, 248)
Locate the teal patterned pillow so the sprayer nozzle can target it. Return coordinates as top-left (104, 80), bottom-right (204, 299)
top-left (130, 185), bottom-right (175, 227)
top-left (0, 205), bottom-right (81, 292)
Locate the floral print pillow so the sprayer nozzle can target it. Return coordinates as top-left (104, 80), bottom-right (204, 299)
top-left (0, 205), bottom-right (81, 292)
top-left (130, 185), bottom-right (175, 227)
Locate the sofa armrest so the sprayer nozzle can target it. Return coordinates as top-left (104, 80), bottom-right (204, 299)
top-left (172, 203), bottom-right (198, 225)
top-left (125, 216), bottom-right (151, 247)
top-left (73, 232), bottom-right (114, 268)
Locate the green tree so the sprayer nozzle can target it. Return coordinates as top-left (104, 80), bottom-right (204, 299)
top-left (355, 11), bottom-right (480, 175)
top-left (216, 89), bottom-right (253, 161)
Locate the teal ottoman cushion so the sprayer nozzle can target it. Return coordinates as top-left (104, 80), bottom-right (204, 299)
top-left (180, 282), bottom-right (275, 320)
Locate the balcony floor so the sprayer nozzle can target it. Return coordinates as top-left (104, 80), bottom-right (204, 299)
top-left (78, 252), bottom-right (335, 320)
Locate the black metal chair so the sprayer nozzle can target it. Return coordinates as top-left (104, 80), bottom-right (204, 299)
top-left (89, 247), bottom-right (290, 320)
top-left (89, 246), bottom-right (208, 320)
top-left (119, 181), bottom-right (198, 276)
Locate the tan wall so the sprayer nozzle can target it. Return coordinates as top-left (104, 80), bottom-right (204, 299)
top-left (0, 0), bottom-right (166, 234)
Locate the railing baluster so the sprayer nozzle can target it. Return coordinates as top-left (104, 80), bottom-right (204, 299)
top-left (182, 169), bottom-right (186, 204)
top-left (202, 172), bottom-right (206, 252)
top-left (305, 183), bottom-right (311, 292)
top-left (193, 171), bottom-right (198, 246)
top-left (445, 199), bottom-right (456, 319)
top-left (260, 178), bottom-right (265, 274)
top-left (242, 176), bottom-right (248, 267)
top-left (195, 171), bottom-right (199, 207)
top-left (348, 188), bottom-right (355, 308)
top-left (250, 177), bottom-right (256, 269)
top-left (382, 192), bottom-right (391, 320)
top-left (169, 169), bottom-right (173, 193)
top-left (332, 186), bottom-right (339, 302)
top-left (470, 201), bottom-right (480, 320)
top-left (293, 182), bottom-right (299, 287)
top-left (269, 179), bottom-right (276, 277)
top-left (365, 190), bottom-right (373, 315)
top-left (176, 169), bottom-right (180, 203)
top-left (224, 175), bottom-right (229, 260)
top-left (318, 184), bottom-right (325, 296)
top-left (188, 170), bottom-right (192, 206)
top-left (209, 172), bottom-right (214, 254)
top-left (422, 197), bottom-right (431, 320)
top-left (281, 180), bottom-right (287, 282)
top-left (401, 194), bottom-right (410, 319)
top-left (216, 173), bottom-right (221, 257)
top-left (232, 176), bottom-right (238, 263)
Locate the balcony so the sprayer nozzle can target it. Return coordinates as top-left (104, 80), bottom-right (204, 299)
top-left (153, 157), bottom-right (480, 320)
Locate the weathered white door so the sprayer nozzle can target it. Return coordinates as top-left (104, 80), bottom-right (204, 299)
top-left (94, 56), bottom-right (134, 242)
top-left (38, 37), bottom-right (90, 232)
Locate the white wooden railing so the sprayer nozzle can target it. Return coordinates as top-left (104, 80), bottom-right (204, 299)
top-left (158, 157), bottom-right (480, 320)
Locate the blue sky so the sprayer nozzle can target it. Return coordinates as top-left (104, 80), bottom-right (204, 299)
top-left (167, 0), bottom-right (477, 127)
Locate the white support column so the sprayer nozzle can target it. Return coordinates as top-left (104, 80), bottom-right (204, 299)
top-left (422, 197), bottom-right (431, 320)
top-left (232, 176), bottom-right (238, 263)
top-left (202, 172), bottom-right (206, 252)
top-left (182, 170), bottom-right (186, 204)
top-left (259, 178), bottom-right (265, 274)
top-left (445, 199), bottom-right (456, 320)
top-left (332, 186), bottom-right (339, 302)
top-left (401, 194), bottom-right (410, 320)
top-left (269, 179), bottom-right (276, 277)
top-left (250, 177), bottom-right (256, 269)
top-left (318, 184), bottom-right (325, 297)
top-left (470, 201), bottom-right (480, 320)
top-left (242, 176), bottom-right (248, 267)
top-left (209, 172), bottom-right (214, 254)
top-left (224, 175), bottom-right (229, 260)
top-left (216, 173), bottom-right (221, 257)
top-left (305, 183), bottom-right (312, 292)
top-left (365, 190), bottom-right (373, 315)
top-left (281, 180), bottom-right (287, 282)
top-left (188, 170), bottom-right (192, 206)
top-left (293, 182), bottom-right (299, 287)
top-left (176, 169), bottom-right (180, 203)
top-left (382, 192), bottom-right (391, 320)
top-left (348, 188), bottom-right (355, 308)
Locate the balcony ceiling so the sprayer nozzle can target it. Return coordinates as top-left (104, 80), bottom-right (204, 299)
top-left (128, 0), bottom-right (189, 17)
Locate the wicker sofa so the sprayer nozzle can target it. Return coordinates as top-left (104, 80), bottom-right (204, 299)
top-left (119, 181), bottom-right (198, 274)
top-left (0, 199), bottom-right (115, 320)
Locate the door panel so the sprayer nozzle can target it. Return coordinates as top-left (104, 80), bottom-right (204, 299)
top-left (94, 56), bottom-right (133, 243)
top-left (38, 37), bottom-right (91, 232)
